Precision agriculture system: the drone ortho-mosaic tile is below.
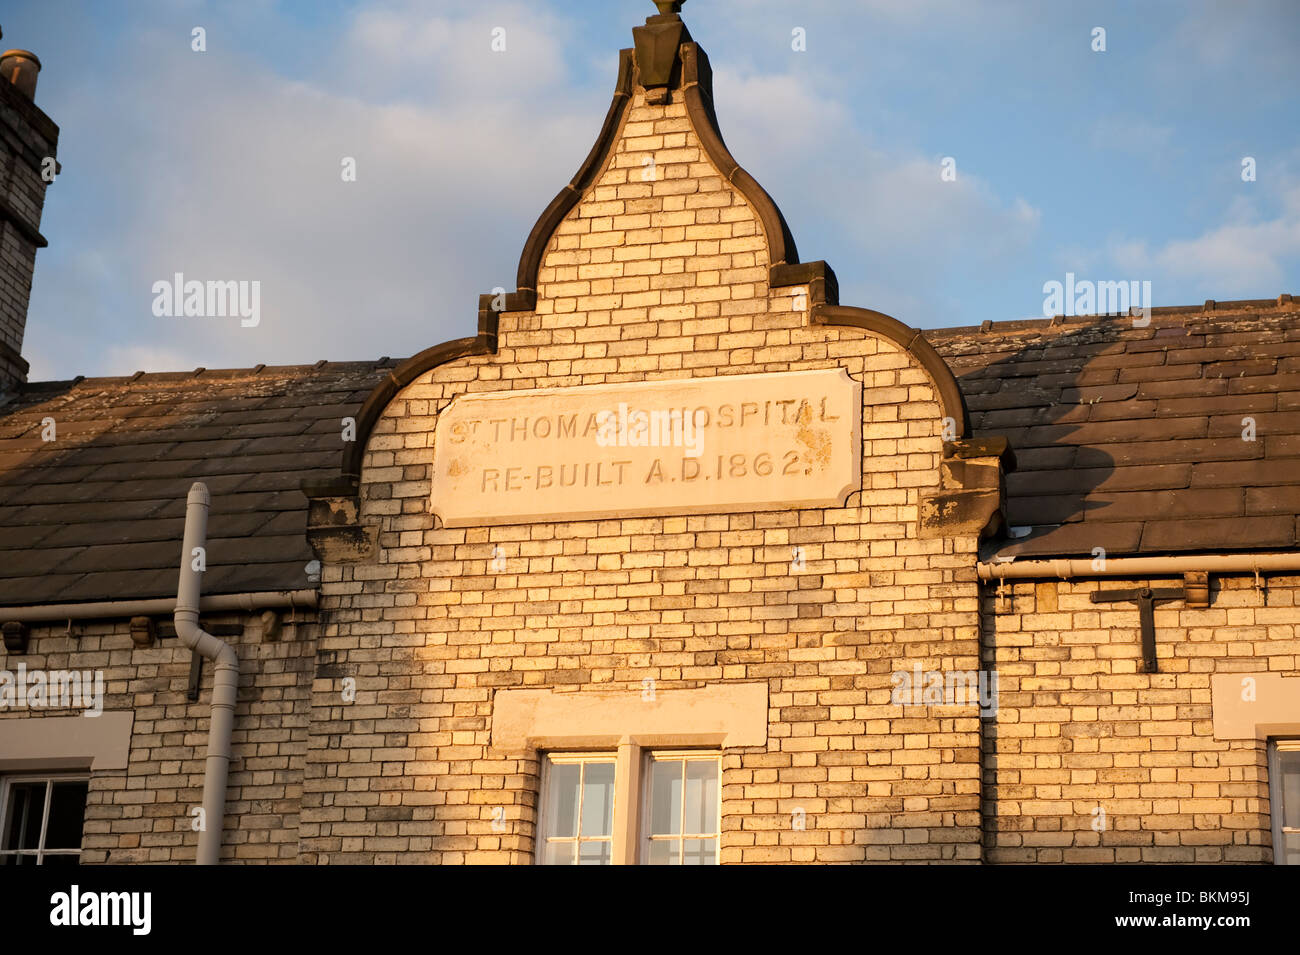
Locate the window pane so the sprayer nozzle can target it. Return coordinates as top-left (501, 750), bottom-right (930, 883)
top-left (2, 782), bottom-right (45, 851)
top-left (543, 762), bottom-right (580, 839)
top-left (645, 839), bottom-right (677, 865)
top-left (1285, 832), bottom-right (1300, 867)
top-left (580, 762), bottom-right (615, 838)
top-left (45, 781), bottom-right (88, 850)
top-left (42, 854), bottom-right (80, 867)
top-left (684, 760), bottom-right (718, 835)
top-left (683, 838), bottom-right (716, 866)
top-left (578, 841), bottom-right (611, 865)
top-left (1280, 751), bottom-right (1300, 830)
top-left (649, 759), bottom-right (682, 836)
top-left (540, 756), bottom-right (617, 865)
top-left (541, 840), bottom-right (576, 866)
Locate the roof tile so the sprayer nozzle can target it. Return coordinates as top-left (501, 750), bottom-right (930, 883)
top-left (0, 361), bottom-right (389, 606)
top-left (931, 303), bottom-right (1300, 561)
top-left (3, 303), bottom-right (1297, 604)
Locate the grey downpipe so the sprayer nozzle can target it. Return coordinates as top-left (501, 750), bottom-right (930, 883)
top-left (173, 482), bottom-right (240, 866)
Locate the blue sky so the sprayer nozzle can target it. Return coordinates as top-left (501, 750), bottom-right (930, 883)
top-left (6, 0), bottom-right (1299, 380)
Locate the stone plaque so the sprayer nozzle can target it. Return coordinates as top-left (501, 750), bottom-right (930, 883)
top-left (430, 368), bottom-right (862, 526)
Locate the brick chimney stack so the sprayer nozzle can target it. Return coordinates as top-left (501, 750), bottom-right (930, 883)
top-left (0, 25), bottom-right (58, 394)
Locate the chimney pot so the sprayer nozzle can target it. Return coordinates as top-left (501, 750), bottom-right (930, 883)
top-left (1, 49), bottom-right (41, 100)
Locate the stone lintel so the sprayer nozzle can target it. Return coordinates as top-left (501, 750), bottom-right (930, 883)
top-left (1212, 672), bottom-right (1300, 739)
top-left (491, 683), bottom-right (768, 753)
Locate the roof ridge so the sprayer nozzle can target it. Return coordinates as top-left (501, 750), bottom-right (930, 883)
top-left (925, 293), bottom-right (1298, 339)
top-left (21, 358), bottom-right (396, 390)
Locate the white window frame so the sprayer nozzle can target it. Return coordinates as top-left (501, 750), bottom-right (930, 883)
top-left (0, 773), bottom-right (90, 865)
top-left (1269, 738), bottom-right (1300, 866)
top-left (640, 750), bottom-right (722, 866)
top-left (536, 752), bottom-right (618, 866)
top-left (535, 746), bottom-right (721, 865)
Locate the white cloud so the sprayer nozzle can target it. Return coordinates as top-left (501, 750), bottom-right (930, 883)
top-left (31, 0), bottom-right (1287, 377)
top-left (21, 2), bottom-right (1045, 378)
top-left (709, 67), bottom-right (1041, 318)
top-left (25, 1), bottom-right (608, 378)
top-left (344, 1), bottom-right (573, 101)
top-left (1109, 186), bottom-right (1300, 298)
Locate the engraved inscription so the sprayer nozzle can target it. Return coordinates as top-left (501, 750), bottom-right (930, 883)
top-left (430, 369), bottom-right (862, 526)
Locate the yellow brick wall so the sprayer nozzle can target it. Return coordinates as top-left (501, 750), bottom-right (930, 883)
top-left (299, 88), bottom-right (984, 864)
top-left (983, 574), bottom-right (1297, 863)
top-left (4, 90), bottom-right (1288, 866)
top-left (0, 614), bottom-right (315, 863)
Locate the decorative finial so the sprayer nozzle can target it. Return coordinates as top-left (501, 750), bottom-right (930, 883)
top-left (635, 0), bottom-right (690, 102)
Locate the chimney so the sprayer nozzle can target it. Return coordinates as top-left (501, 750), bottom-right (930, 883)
top-left (0, 25), bottom-right (58, 394)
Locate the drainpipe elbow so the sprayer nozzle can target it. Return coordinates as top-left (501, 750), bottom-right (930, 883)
top-left (173, 608), bottom-right (239, 672)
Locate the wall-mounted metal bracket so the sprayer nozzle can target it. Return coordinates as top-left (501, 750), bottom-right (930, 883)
top-left (1090, 586), bottom-right (1185, 673)
top-left (187, 652), bottom-right (203, 701)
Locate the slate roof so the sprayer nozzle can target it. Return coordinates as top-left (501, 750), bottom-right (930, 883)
top-left (0, 299), bottom-right (1296, 609)
top-left (0, 361), bottom-right (395, 607)
top-left (929, 298), bottom-right (1300, 560)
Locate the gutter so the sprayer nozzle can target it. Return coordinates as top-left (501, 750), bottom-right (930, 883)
top-left (0, 589), bottom-right (318, 624)
top-left (173, 482), bottom-right (239, 866)
top-left (977, 551), bottom-right (1300, 582)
